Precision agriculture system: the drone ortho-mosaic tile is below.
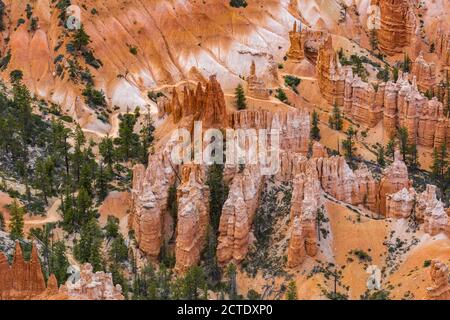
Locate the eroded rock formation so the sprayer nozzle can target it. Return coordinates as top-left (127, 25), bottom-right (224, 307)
top-left (246, 61), bottom-right (270, 100)
top-left (0, 242), bottom-right (50, 300)
top-left (385, 187), bottom-right (416, 218)
top-left (287, 21), bottom-right (306, 61)
top-left (411, 52), bottom-right (437, 92)
top-left (175, 165), bottom-right (210, 272)
top-left (217, 165), bottom-right (264, 265)
top-left (130, 150), bottom-right (176, 258)
top-left (377, 0), bottom-right (416, 56)
top-left (316, 36), bottom-right (345, 106)
top-left (427, 260), bottom-right (450, 300)
top-left (416, 185), bottom-right (449, 236)
top-left (60, 263), bottom-right (124, 300)
top-left (379, 150), bottom-right (412, 216)
top-left (287, 174), bottom-right (322, 268)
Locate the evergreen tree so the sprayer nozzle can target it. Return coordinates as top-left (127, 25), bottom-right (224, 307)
top-left (9, 199), bottom-right (25, 240)
top-left (286, 281), bottom-right (298, 300)
top-left (310, 110), bottom-right (321, 141)
top-left (329, 103), bottom-right (343, 131)
top-left (74, 218), bottom-right (104, 271)
top-left (431, 144), bottom-right (448, 192)
top-left (396, 127), bottom-right (409, 162)
top-left (226, 263), bottom-right (238, 300)
top-left (96, 162), bottom-right (110, 202)
top-left (182, 265), bottom-right (207, 300)
top-left (376, 145), bottom-right (386, 167)
top-left (386, 137), bottom-right (396, 160)
top-left (115, 113), bottom-right (140, 161)
top-left (342, 126), bottom-right (357, 160)
top-left (110, 233), bottom-right (128, 263)
top-left (35, 156), bottom-right (55, 204)
top-left (369, 29), bottom-right (378, 51)
top-left (0, 212), bottom-right (4, 231)
top-left (99, 135), bottom-right (115, 172)
top-left (392, 66), bottom-right (399, 82)
top-left (72, 24), bottom-right (90, 51)
top-left (104, 215), bottom-right (120, 239)
top-left (407, 143), bottom-right (420, 171)
top-left (206, 164), bottom-right (229, 232)
top-left (139, 113), bottom-right (155, 165)
top-left (402, 53), bottom-right (412, 73)
top-left (235, 84), bottom-right (247, 110)
top-left (202, 225), bottom-right (221, 286)
top-left (49, 241), bottom-right (70, 285)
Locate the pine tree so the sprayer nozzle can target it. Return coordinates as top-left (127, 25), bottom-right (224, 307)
top-left (376, 145), bottom-right (386, 167)
top-left (396, 127), bottom-right (409, 162)
top-left (99, 135), bottom-right (115, 172)
top-left (386, 137), bottom-right (396, 160)
top-left (115, 113), bottom-right (140, 161)
top-left (431, 144), bottom-right (448, 191)
top-left (49, 241), bottom-right (70, 285)
top-left (286, 281), bottom-right (298, 300)
top-left (9, 199), bottom-right (25, 240)
top-left (369, 29), bottom-right (378, 51)
top-left (182, 265), bottom-right (207, 300)
top-left (407, 143), bottom-right (420, 171)
top-left (72, 24), bottom-right (90, 51)
top-left (206, 164), bottom-right (229, 232)
top-left (139, 113), bottom-right (155, 165)
top-left (402, 53), bottom-right (411, 73)
top-left (74, 218), bottom-right (104, 272)
top-left (329, 103), bottom-right (343, 131)
top-left (104, 215), bottom-right (120, 239)
top-left (110, 233), bottom-right (128, 263)
top-left (226, 263), bottom-right (238, 300)
top-left (35, 156), bottom-right (55, 204)
top-left (235, 84), bottom-right (247, 110)
top-left (310, 110), bottom-right (321, 141)
top-left (342, 126), bottom-right (357, 160)
top-left (0, 212), bottom-right (5, 231)
top-left (96, 162), bottom-right (110, 202)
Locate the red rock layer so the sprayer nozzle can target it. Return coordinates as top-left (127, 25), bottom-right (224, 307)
top-left (246, 61), bottom-right (270, 100)
top-left (217, 165), bottom-right (264, 265)
top-left (130, 150), bottom-right (176, 258)
top-left (0, 242), bottom-right (57, 300)
top-left (316, 36), bottom-right (346, 106)
top-left (287, 174), bottom-right (322, 268)
top-left (175, 165), bottom-right (210, 272)
top-left (376, 0), bottom-right (416, 56)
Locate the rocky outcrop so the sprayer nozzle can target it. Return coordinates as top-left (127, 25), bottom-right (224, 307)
top-left (435, 28), bottom-right (450, 66)
top-left (130, 150), bottom-right (176, 258)
top-left (0, 242), bottom-right (70, 300)
top-left (287, 21), bottom-right (306, 61)
top-left (385, 187), bottom-right (416, 219)
top-left (316, 36), bottom-right (346, 106)
top-left (383, 74), bottom-right (449, 148)
top-left (379, 150), bottom-right (412, 216)
top-left (165, 75), bottom-right (227, 129)
top-left (416, 185), bottom-right (449, 236)
top-left (60, 263), bottom-right (124, 300)
top-left (287, 174), bottom-right (322, 268)
top-left (311, 157), bottom-right (379, 211)
top-left (377, 0), bottom-right (416, 56)
top-left (229, 108), bottom-right (310, 154)
top-left (175, 165), bottom-right (210, 272)
top-left (312, 141), bottom-right (328, 159)
top-left (411, 52), bottom-right (436, 92)
top-left (343, 70), bottom-right (384, 127)
top-left (427, 260), bottom-right (450, 300)
top-left (217, 165), bottom-right (264, 264)
top-left (246, 61), bottom-right (270, 100)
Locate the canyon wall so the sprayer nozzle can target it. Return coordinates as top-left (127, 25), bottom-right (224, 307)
top-left (376, 0), bottom-right (416, 56)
